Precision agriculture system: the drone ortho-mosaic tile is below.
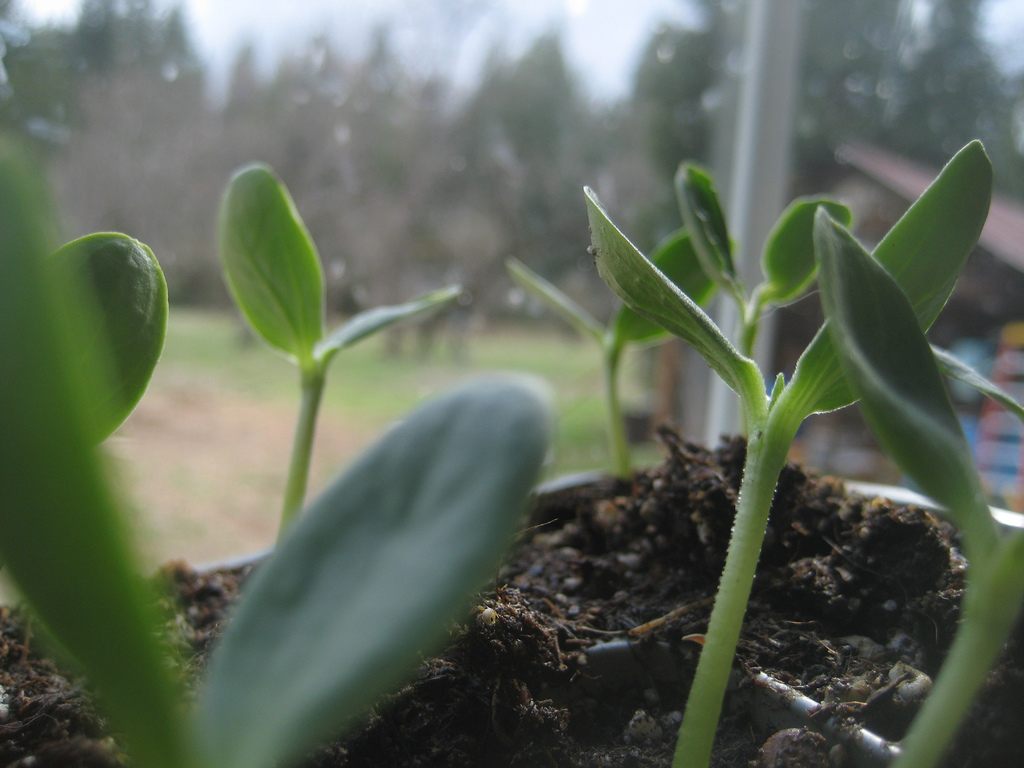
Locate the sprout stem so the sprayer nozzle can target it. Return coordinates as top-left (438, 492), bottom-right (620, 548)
top-left (279, 367), bottom-right (326, 537)
top-left (604, 343), bottom-right (631, 478)
top-left (673, 403), bottom-right (797, 768)
top-left (739, 296), bottom-right (763, 359)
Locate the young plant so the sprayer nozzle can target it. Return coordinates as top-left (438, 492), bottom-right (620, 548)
top-left (507, 230), bottom-right (714, 476)
top-left (815, 208), bottom-right (1024, 768)
top-left (586, 140), bottom-right (993, 767)
top-left (51, 232), bottom-right (168, 442)
top-left (218, 163), bottom-right (461, 534)
top-left (0, 144), bottom-right (189, 768)
top-left (676, 163), bottom-right (852, 357)
top-left (0, 145), bottom-right (552, 768)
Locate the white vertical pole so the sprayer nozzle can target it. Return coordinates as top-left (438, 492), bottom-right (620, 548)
top-left (703, 0), bottom-right (803, 445)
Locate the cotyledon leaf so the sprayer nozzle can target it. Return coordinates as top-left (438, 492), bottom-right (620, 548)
top-left (219, 163), bottom-right (324, 368)
top-left (815, 208), bottom-right (994, 546)
top-left (507, 258), bottom-right (604, 345)
top-left (611, 227), bottom-right (716, 348)
top-left (51, 233), bottom-right (167, 442)
top-left (789, 140), bottom-right (992, 417)
top-left (195, 376), bottom-right (552, 768)
top-left (932, 345), bottom-right (1024, 424)
top-left (0, 144), bottom-right (192, 768)
top-left (585, 187), bottom-right (762, 402)
top-left (675, 163), bottom-right (738, 293)
top-left (315, 285), bottom-right (461, 367)
top-left (758, 197), bottom-right (851, 305)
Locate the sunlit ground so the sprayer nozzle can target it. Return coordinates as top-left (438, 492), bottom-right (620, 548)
top-left (101, 309), bottom-right (662, 568)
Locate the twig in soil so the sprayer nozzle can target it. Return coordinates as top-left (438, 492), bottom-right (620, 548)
top-left (514, 518), bottom-right (561, 541)
top-left (20, 615), bottom-right (33, 660)
top-left (490, 676), bottom-right (514, 746)
top-left (821, 534), bottom-right (884, 580)
top-left (573, 624), bottom-right (626, 637)
top-left (627, 597), bottom-right (714, 638)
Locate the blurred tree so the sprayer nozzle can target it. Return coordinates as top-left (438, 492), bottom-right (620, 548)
top-left (794, 0), bottom-right (1022, 196)
top-left (54, 0), bottom-right (214, 302)
top-left (632, 19), bottom-right (716, 182)
top-left (35, 0), bottom-right (1022, 321)
top-left (0, 2), bottom-right (75, 149)
top-left (622, 1), bottom-right (1022, 200)
top-left (793, 0), bottom-right (900, 180)
top-left (627, 12), bottom-right (719, 243)
top-left (225, 43), bottom-right (259, 116)
top-left (452, 33), bottom-right (602, 311)
top-left (73, 0), bottom-right (198, 77)
top-left (882, 0), bottom-right (1022, 196)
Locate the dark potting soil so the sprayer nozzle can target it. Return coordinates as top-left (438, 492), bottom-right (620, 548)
top-left (1, 431), bottom-right (1022, 767)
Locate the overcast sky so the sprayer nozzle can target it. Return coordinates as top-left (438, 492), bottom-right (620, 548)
top-left (23, 0), bottom-right (1024, 98)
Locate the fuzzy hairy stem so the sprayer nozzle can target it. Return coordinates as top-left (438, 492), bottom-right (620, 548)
top-left (672, 401), bottom-right (797, 768)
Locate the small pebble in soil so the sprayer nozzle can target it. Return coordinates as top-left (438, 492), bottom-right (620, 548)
top-left (888, 662), bottom-right (932, 707)
top-left (659, 710), bottom-right (683, 732)
top-left (623, 709), bottom-right (663, 745)
top-left (477, 606), bottom-right (498, 626)
top-left (616, 553), bottom-right (642, 570)
top-left (756, 727), bottom-right (829, 768)
top-left (638, 498), bottom-right (658, 521)
top-left (839, 634), bottom-right (886, 660)
top-left (594, 500), bottom-right (621, 530)
top-left (839, 676), bottom-right (874, 703)
top-left (886, 631), bottom-right (924, 666)
top-left (828, 743), bottom-right (848, 767)
top-left (694, 516), bottom-right (714, 546)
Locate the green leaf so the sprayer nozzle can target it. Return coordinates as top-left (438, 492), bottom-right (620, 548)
top-left (585, 187), bottom-right (762, 402)
top-left (611, 228), bottom-right (716, 347)
top-left (759, 197), bottom-right (851, 305)
top-left (675, 163), bottom-right (739, 292)
top-left (0, 144), bottom-right (191, 768)
top-left (507, 258), bottom-right (604, 344)
top-left (219, 163), bottom-right (324, 368)
top-left (315, 285), bottom-right (461, 367)
top-left (51, 233), bottom-right (167, 442)
top-left (933, 345), bottom-right (1024, 424)
top-left (195, 376), bottom-right (552, 768)
top-left (789, 141), bottom-right (992, 416)
top-left (814, 209), bottom-right (993, 539)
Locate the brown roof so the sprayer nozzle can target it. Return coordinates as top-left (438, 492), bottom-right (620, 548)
top-left (837, 142), bottom-right (1024, 273)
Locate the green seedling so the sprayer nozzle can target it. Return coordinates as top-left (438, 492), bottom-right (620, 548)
top-left (677, 162), bottom-right (852, 357)
top-left (932, 344), bottom-right (1024, 423)
top-left (0, 145), bottom-right (552, 768)
top-left (507, 230), bottom-right (714, 476)
top-left (219, 164), bottom-right (461, 534)
top-left (586, 141), bottom-right (998, 767)
top-left (0, 145), bottom-right (189, 768)
top-left (816, 208), bottom-right (1024, 768)
top-left (52, 232), bottom-right (168, 442)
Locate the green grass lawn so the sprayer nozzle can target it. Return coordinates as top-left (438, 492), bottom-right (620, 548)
top-left (100, 308), bottom-right (668, 565)
top-left (160, 309), bottom-right (663, 478)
